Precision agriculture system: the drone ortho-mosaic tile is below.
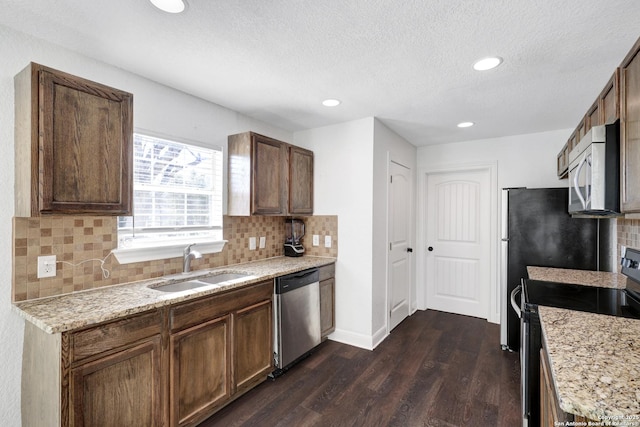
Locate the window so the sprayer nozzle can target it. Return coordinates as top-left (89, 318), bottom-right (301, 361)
top-left (117, 133), bottom-right (223, 253)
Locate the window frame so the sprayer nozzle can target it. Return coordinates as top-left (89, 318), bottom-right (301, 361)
top-left (112, 130), bottom-right (227, 264)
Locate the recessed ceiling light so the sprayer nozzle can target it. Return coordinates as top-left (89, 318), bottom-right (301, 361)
top-left (457, 122), bottom-right (475, 128)
top-left (473, 56), bottom-right (503, 71)
top-left (150, 0), bottom-right (186, 13)
top-left (322, 99), bottom-right (341, 107)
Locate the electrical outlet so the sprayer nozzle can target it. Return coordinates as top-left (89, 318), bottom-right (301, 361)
top-left (324, 235), bottom-right (332, 248)
top-left (37, 255), bottom-right (57, 279)
top-left (249, 237), bottom-right (257, 250)
top-left (312, 235), bottom-right (319, 246)
top-left (259, 236), bottom-right (266, 249)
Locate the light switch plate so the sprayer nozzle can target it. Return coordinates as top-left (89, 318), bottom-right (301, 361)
top-left (312, 235), bottom-right (320, 246)
top-left (324, 235), bottom-right (332, 248)
top-left (249, 237), bottom-right (257, 250)
top-left (259, 236), bottom-right (266, 249)
top-left (37, 255), bottom-right (57, 278)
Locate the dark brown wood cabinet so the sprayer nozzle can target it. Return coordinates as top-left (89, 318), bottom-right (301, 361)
top-left (69, 337), bottom-right (164, 427)
top-left (67, 309), bottom-right (167, 427)
top-left (14, 62), bottom-right (133, 216)
top-left (540, 347), bottom-right (593, 426)
top-left (621, 38), bottom-right (640, 213)
top-left (557, 142), bottom-right (570, 178)
top-left (289, 145), bottom-right (314, 215)
top-left (586, 100), bottom-right (600, 130)
top-left (170, 315), bottom-right (231, 426)
top-left (22, 282), bottom-right (273, 427)
top-left (601, 70), bottom-right (620, 125)
top-left (228, 131), bottom-right (313, 216)
top-left (319, 263), bottom-right (336, 339)
top-left (169, 280), bottom-right (273, 426)
top-left (540, 347), bottom-right (567, 426)
top-left (234, 299), bottom-right (273, 394)
top-left (556, 69), bottom-right (620, 179)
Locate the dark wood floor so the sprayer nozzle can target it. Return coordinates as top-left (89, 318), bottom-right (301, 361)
top-left (200, 310), bottom-right (521, 427)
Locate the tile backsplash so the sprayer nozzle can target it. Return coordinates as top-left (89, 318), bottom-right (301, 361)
top-left (618, 218), bottom-right (640, 269)
top-left (13, 215), bottom-right (338, 302)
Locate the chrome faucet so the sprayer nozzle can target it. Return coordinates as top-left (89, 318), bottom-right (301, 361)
top-left (183, 244), bottom-right (202, 273)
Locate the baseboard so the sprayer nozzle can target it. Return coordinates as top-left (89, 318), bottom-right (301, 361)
top-left (370, 324), bottom-right (388, 349)
top-left (326, 328), bottom-right (375, 350)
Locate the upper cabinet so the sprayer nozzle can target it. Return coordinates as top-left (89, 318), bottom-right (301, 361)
top-left (621, 39), bottom-right (640, 213)
top-left (228, 131), bottom-right (313, 216)
top-left (14, 63), bottom-right (133, 216)
top-left (556, 70), bottom-right (620, 179)
top-left (601, 70), bottom-right (620, 125)
top-left (288, 145), bottom-right (314, 215)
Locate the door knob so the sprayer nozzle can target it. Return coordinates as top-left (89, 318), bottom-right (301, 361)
top-left (428, 246), bottom-right (434, 251)
top-left (407, 248), bottom-right (413, 253)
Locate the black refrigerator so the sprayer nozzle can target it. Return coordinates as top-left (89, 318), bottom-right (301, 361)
top-left (500, 187), bottom-right (613, 351)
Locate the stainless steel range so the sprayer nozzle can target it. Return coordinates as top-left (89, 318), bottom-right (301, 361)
top-left (515, 248), bottom-right (640, 427)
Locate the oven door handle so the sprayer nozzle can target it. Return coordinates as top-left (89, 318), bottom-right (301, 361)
top-left (510, 285), bottom-right (522, 319)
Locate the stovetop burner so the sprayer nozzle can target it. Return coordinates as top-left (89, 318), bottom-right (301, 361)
top-left (523, 280), bottom-right (640, 319)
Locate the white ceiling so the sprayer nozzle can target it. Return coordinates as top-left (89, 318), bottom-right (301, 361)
top-left (2, 0), bottom-right (640, 146)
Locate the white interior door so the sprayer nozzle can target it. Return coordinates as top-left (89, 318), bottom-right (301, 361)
top-left (425, 169), bottom-right (490, 319)
top-left (388, 160), bottom-right (412, 331)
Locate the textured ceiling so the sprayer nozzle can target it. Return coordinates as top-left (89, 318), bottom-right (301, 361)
top-left (1, 0), bottom-right (640, 146)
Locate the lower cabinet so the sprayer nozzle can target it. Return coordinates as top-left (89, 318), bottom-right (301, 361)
top-left (170, 316), bottom-right (231, 426)
top-left (319, 263), bottom-right (336, 339)
top-left (234, 299), bottom-right (273, 394)
top-left (169, 280), bottom-right (273, 427)
top-left (69, 337), bottom-right (165, 427)
top-left (21, 280), bottom-right (273, 427)
top-left (540, 347), bottom-right (593, 426)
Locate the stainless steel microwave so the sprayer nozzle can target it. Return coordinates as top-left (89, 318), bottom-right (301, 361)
top-left (568, 120), bottom-right (620, 216)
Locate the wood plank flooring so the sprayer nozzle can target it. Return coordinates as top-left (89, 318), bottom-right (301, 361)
top-left (200, 310), bottom-right (521, 427)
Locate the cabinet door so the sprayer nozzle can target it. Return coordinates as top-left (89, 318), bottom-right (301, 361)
top-left (170, 315), bottom-right (231, 427)
top-left (576, 119), bottom-right (586, 142)
top-left (586, 101), bottom-right (600, 130)
top-left (289, 146), bottom-right (314, 215)
top-left (38, 65), bottom-right (133, 215)
top-left (621, 40), bottom-right (640, 212)
top-left (601, 70), bottom-right (620, 125)
top-left (69, 337), bottom-right (164, 427)
top-left (252, 134), bottom-right (288, 215)
top-left (320, 277), bottom-right (335, 338)
top-left (233, 300), bottom-right (273, 394)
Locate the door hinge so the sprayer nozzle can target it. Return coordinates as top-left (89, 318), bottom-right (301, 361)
top-left (389, 242), bottom-right (392, 251)
top-left (390, 176), bottom-right (393, 184)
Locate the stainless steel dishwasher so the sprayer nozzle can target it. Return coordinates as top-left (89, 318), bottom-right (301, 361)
top-left (272, 267), bottom-right (320, 375)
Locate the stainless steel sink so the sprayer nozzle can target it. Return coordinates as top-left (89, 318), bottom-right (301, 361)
top-left (150, 272), bottom-right (253, 292)
top-left (151, 280), bottom-right (218, 293)
top-left (197, 273), bottom-right (250, 284)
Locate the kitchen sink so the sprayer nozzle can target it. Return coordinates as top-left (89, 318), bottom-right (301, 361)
top-left (150, 272), bottom-right (253, 292)
top-left (197, 273), bottom-right (250, 284)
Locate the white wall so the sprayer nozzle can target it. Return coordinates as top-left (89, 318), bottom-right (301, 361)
top-left (418, 129), bottom-right (571, 189)
top-left (371, 120), bottom-right (417, 345)
top-left (294, 118), bottom-right (416, 350)
top-left (416, 129), bottom-right (571, 323)
top-left (0, 24), bottom-right (293, 425)
top-left (294, 118), bottom-right (376, 348)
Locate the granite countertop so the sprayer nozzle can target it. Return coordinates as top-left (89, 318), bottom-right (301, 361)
top-left (13, 256), bottom-right (335, 334)
top-left (527, 266), bottom-right (627, 289)
top-left (539, 306), bottom-right (640, 422)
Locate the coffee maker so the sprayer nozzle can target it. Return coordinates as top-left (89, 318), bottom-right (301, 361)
top-left (284, 218), bottom-right (305, 257)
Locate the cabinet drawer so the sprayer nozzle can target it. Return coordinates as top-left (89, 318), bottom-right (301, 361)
top-left (70, 310), bottom-right (162, 363)
top-left (171, 281), bottom-right (273, 333)
top-left (318, 263), bottom-right (335, 282)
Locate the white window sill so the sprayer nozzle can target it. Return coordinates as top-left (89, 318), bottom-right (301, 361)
top-left (112, 240), bottom-right (227, 264)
